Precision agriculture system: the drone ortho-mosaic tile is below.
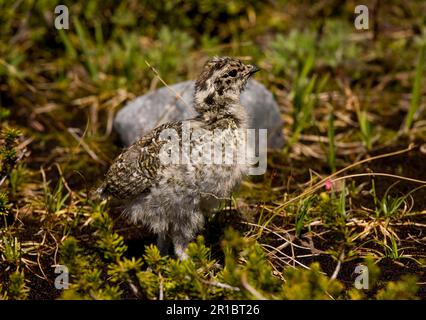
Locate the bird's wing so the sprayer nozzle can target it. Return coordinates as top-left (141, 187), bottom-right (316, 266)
top-left (102, 121), bottom-right (181, 199)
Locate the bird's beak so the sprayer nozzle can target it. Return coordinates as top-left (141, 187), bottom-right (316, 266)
top-left (248, 64), bottom-right (260, 75)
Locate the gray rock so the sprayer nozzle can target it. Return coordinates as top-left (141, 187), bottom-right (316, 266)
top-left (114, 80), bottom-right (284, 148)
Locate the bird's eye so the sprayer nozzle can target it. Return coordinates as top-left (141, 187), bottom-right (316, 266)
top-left (226, 70), bottom-right (238, 77)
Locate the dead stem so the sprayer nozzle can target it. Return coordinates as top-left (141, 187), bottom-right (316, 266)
top-left (145, 60), bottom-right (192, 110)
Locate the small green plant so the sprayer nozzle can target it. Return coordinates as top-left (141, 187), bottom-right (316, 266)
top-left (327, 109), bottom-right (336, 172)
top-left (281, 262), bottom-right (343, 299)
top-left (376, 276), bottom-right (419, 300)
top-left (9, 163), bottom-right (27, 195)
top-left (295, 195), bottom-right (315, 237)
top-left (97, 231), bottom-right (127, 261)
top-left (42, 175), bottom-right (70, 215)
top-left (0, 192), bottom-right (10, 216)
top-left (285, 60), bottom-right (328, 151)
top-left (382, 235), bottom-right (403, 260)
top-left (267, 21), bottom-right (360, 78)
top-left (377, 192), bottom-right (407, 218)
top-left (0, 235), bottom-right (22, 265)
top-left (73, 17), bottom-right (99, 80)
top-left (337, 186), bottom-right (348, 218)
top-left (7, 269), bottom-right (29, 300)
top-left (145, 27), bottom-right (194, 82)
top-left (404, 42), bottom-right (426, 132)
top-left (0, 127), bottom-right (22, 181)
top-left (373, 182), bottom-right (422, 219)
top-left (356, 109), bottom-right (373, 150)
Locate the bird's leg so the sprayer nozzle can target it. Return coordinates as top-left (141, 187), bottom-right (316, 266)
top-left (172, 235), bottom-right (189, 260)
top-left (156, 233), bottom-right (170, 256)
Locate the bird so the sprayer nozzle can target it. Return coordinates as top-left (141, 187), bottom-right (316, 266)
top-left (96, 56), bottom-right (260, 259)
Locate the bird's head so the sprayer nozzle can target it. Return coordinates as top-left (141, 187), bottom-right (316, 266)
top-left (194, 56), bottom-right (259, 111)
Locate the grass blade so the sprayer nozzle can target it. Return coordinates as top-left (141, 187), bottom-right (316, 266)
top-left (404, 43), bottom-right (426, 131)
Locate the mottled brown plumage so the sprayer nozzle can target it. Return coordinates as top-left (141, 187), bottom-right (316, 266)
top-left (97, 56), bottom-right (259, 259)
top-left (99, 121), bottom-right (181, 200)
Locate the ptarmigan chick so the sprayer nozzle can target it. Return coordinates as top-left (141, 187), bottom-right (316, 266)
top-left (97, 56), bottom-right (259, 259)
